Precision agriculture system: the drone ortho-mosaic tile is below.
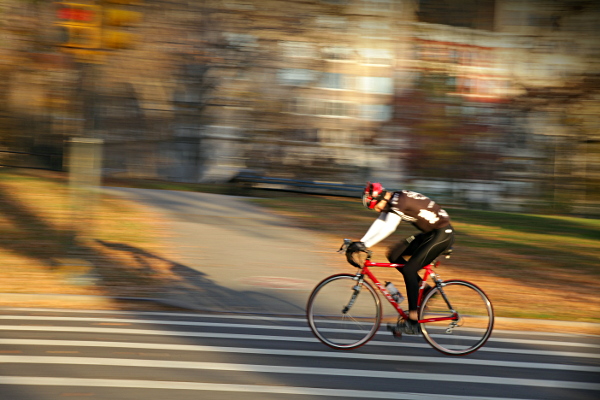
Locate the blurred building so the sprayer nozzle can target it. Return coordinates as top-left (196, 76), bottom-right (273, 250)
top-left (0, 0), bottom-right (599, 213)
top-left (188, 0), bottom-right (417, 185)
top-left (494, 0), bottom-right (600, 214)
top-left (390, 0), bottom-right (600, 211)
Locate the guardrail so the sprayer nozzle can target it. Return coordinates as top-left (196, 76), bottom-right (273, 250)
top-left (0, 149), bottom-right (63, 170)
top-left (232, 174), bottom-right (364, 197)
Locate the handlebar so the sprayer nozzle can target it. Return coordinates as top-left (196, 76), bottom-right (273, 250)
top-left (337, 238), bottom-right (352, 253)
top-left (339, 239), bottom-right (372, 268)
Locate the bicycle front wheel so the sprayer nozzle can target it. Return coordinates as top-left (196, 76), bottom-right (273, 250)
top-left (307, 274), bottom-right (381, 349)
top-left (420, 279), bottom-right (494, 356)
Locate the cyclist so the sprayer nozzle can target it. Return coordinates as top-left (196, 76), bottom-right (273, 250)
top-left (346, 182), bottom-right (455, 336)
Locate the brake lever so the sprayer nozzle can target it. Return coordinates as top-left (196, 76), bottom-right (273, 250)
top-left (338, 238), bottom-right (352, 253)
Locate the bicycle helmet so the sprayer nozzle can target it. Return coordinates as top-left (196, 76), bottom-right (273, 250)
top-left (362, 182), bottom-right (386, 210)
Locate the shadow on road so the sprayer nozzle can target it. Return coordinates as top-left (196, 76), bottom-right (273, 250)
top-left (95, 239), bottom-right (306, 315)
top-left (0, 171), bottom-right (305, 317)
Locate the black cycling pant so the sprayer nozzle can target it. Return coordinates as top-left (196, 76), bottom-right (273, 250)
top-left (387, 226), bottom-right (455, 314)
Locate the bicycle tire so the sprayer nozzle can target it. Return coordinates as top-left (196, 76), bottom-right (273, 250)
top-left (419, 279), bottom-right (494, 356)
top-left (306, 274), bottom-right (382, 350)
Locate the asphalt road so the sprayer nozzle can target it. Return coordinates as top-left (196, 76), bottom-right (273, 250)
top-left (0, 307), bottom-right (598, 400)
top-left (4, 186), bottom-right (590, 400)
top-left (101, 187), bottom-right (348, 315)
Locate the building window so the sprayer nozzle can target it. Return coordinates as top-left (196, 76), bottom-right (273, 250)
top-left (321, 100), bottom-right (354, 118)
top-left (319, 129), bottom-right (348, 143)
top-left (449, 49), bottom-right (459, 63)
top-left (446, 76), bottom-right (457, 91)
top-left (289, 98), bottom-right (355, 118)
top-left (359, 104), bottom-right (391, 121)
top-left (315, 16), bottom-right (348, 30)
top-left (289, 98), bottom-right (314, 115)
top-left (321, 0), bottom-right (349, 4)
top-left (462, 78), bottom-right (474, 94)
top-left (461, 51), bottom-right (474, 65)
top-left (224, 33), bottom-right (257, 50)
top-left (323, 46), bottom-right (354, 61)
top-left (359, 48), bottom-right (393, 65)
top-left (358, 76), bottom-right (394, 94)
top-left (359, 20), bottom-right (391, 32)
top-left (419, 44), bottom-right (440, 61)
top-left (278, 69), bottom-right (317, 86)
top-left (319, 72), bottom-right (354, 90)
top-left (361, 0), bottom-right (394, 13)
top-left (223, 1), bottom-right (255, 11)
top-left (279, 41), bottom-right (317, 59)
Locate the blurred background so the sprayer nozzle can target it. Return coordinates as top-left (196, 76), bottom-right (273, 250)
top-left (1, 0), bottom-right (599, 215)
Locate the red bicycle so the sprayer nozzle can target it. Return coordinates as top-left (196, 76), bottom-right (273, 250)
top-left (306, 239), bottom-right (494, 356)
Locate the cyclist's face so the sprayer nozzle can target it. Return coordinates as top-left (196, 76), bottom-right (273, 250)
top-left (374, 193), bottom-right (391, 212)
top-left (374, 200), bottom-right (386, 212)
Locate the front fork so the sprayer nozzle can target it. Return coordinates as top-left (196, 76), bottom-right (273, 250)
top-left (342, 274), bottom-right (365, 314)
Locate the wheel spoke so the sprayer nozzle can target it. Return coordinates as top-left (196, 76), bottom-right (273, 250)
top-left (420, 280), bottom-right (494, 355)
top-left (307, 274), bottom-right (381, 349)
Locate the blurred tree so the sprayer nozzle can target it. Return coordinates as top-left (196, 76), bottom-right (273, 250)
top-left (509, 73), bottom-right (600, 214)
top-left (417, 0), bottom-right (495, 31)
top-left (394, 73), bottom-right (502, 183)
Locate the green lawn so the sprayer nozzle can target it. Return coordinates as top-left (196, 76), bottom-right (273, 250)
top-left (246, 194), bottom-right (600, 322)
top-left (3, 170), bottom-right (598, 323)
top-left (0, 169), bottom-right (174, 300)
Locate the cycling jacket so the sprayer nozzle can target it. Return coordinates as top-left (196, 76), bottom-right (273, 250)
top-left (360, 190), bottom-right (451, 248)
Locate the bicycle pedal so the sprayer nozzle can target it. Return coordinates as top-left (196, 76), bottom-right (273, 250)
top-left (387, 323), bottom-right (403, 340)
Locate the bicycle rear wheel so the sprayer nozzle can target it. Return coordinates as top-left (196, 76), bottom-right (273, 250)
top-left (307, 274), bottom-right (381, 349)
top-left (420, 279), bottom-right (494, 356)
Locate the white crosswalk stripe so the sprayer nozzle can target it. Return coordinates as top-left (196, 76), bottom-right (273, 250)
top-left (0, 324), bottom-right (597, 358)
top-left (0, 339), bottom-right (598, 372)
top-left (0, 308), bottom-right (598, 400)
top-left (1, 355), bottom-right (599, 390)
top-left (0, 377), bottom-right (537, 400)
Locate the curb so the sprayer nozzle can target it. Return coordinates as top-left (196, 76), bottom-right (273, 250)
top-left (1, 292), bottom-right (599, 334)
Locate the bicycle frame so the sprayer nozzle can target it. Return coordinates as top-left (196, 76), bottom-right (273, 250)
top-left (309, 241), bottom-right (493, 354)
top-left (358, 259), bottom-right (458, 324)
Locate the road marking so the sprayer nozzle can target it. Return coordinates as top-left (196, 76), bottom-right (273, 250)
top-left (473, 336), bottom-right (600, 348)
top-left (3, 307), bottom-right (598, 339)
top-left (1, 315), bottom-right (597, 350)
top-left (0, 376), bottom-right (538, 400)
top-left (1, 356), bottom-right (599, 390)
top-left (0, 325), bottom-right (597, 359)
top-left (46, 351), bottom-right (80, 354)
top-left (1, 339), bottom-right (597, 372)
top-left (0, 315), bottom-right (310, 332)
